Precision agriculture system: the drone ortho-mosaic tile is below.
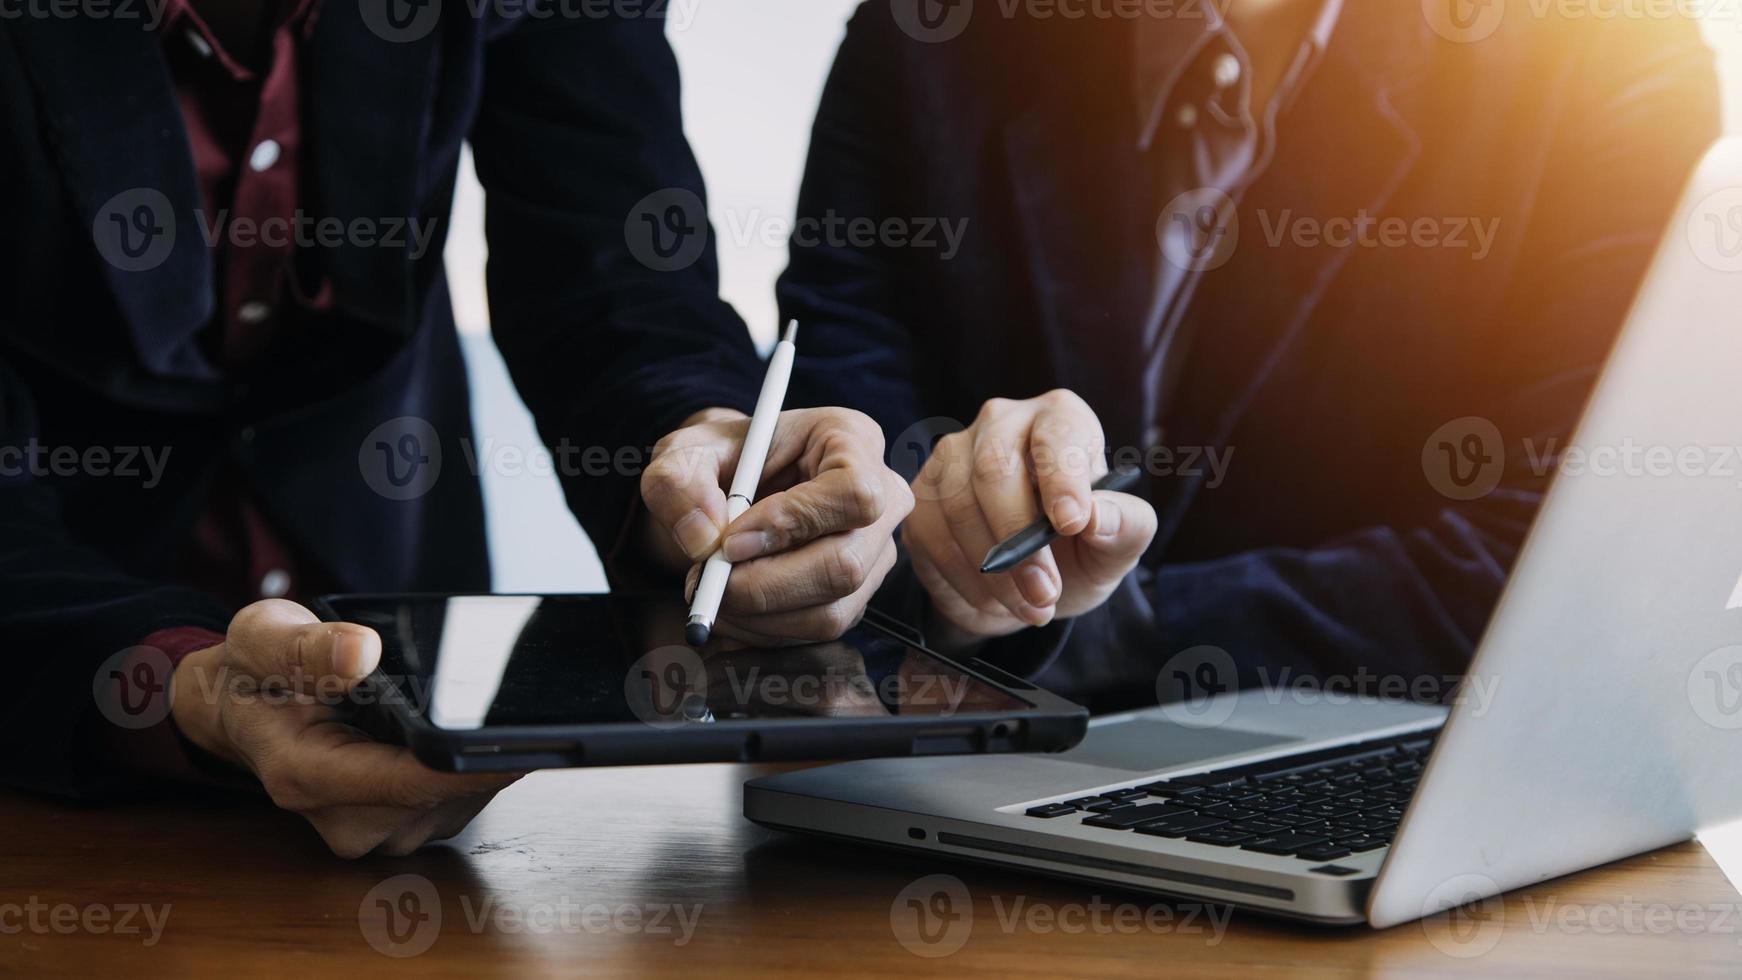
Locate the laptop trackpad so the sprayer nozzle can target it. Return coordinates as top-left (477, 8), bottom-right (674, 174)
top-left (1066, 719), bottom-right (1297, 772)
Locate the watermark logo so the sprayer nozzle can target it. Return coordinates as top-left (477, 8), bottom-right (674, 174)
top-left (1689, 645), bottom-right (1742, 729)
top-left (891, 0), bottom-right (973, 42)
top-left (93, 188), bottom-right (176, 273)
top-left (92, 646), bottom-right (175, 730)
top-left (1688, 186), bottom-right (1742, 273)
top-left (890, 874), bottom-right (973, 957)
top-left (359, 874), bottom-right (442, 958)
top-left (624, 645), bottom-right (709, 728)
top-left (1158, 187), bottom-right (1239, 272)
top-left (1422, 0), bottom-right (1506, 43)
top-left (1422, 416), bottom-right (1505, 501)
top-left (1154, 644), bottom-right (1238, 729)
top-left (625, 188), bottom-right (709, 272)
top-left (1421, 873), bottom-right (1505, 958)
top-left (890, 416), bottom-right (967, 496)
top-left (359, 416), bottom-right (443, 501)
top-left (358, 0), bottom-right (441, 42)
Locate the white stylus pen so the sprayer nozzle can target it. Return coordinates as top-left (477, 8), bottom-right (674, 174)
top-left (686, 320), bottom-right (799, 646)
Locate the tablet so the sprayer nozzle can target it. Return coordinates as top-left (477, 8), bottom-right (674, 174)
top-left (313, 592), bottom-right (1088, 772)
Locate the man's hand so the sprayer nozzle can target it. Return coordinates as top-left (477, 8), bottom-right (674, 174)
top-left (640, 407), bottom-right (914, 645)
top-left (907, 390), bottom-right (1157, 648)
top-left (169, 600), bottom-right (521, 858)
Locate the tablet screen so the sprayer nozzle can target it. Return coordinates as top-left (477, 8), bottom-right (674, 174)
top-left (321, 594), bottom-right (1032, 731)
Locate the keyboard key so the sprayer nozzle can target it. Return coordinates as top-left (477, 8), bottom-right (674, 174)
top-left (1199, 804), bottom-right (1260, 821)
top-left (1186, 828), bottom-right (1254, 847)
top-left (1296, 844), bottom-right (1353, 861)
top-left (1104, 788), bottom-right (1149, 801)
top-left (1082, 803), bottom-right (1197, 829)
top-left (1133, 815), bottom-right (1228, 838)
top-left (1335, 837), bottom-right (1388, 853)
top-left (1026, 803), bottom-right (1076, 818)
top-left (1138, 783), bottom-right (1205, 799)
top-left (1086, 800), bottom-right (1138, 813)
top-left (1294, 803), bottom-right (1357, 820)
top-left (1240, 832), bottom-right (1330, 855)
top-left (1227, 820), bottom-right (1290, 836)
top-left (1166, 773), bottom-right (1252, 789)
top-left (1065, 796), bottom-right (1105, 808)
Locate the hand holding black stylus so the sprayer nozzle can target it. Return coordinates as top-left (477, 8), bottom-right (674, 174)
top-left (980, 467), bottom-right (1144, 574)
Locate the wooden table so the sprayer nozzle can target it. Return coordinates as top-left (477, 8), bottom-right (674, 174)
top-left (4, 762), bottom-right (1740, 977)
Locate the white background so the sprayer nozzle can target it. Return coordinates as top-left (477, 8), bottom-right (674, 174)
top-left (445, 2), bottom-right (1742, 592)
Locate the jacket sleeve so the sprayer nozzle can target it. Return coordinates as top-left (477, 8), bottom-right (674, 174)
top-left (774, 3), bottom-right (927, 465)
top-left (0, 354), bottom-right (231, 799)
top-left (471, 12), bottom-right (765, 574)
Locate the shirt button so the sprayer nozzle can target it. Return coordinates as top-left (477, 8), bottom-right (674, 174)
top-left (238, 301), bottom-right (272, 325)
top-left (185, 30), bottom-right (213, 59)
top-left (1212, 53), bottom-right (1242, 89)
top-left (1176, 104), bottom-right (1199, 129)
top-left (259, 569), bottom-right (291, 599)
top-left (249, 139), bottom-right (282, 172)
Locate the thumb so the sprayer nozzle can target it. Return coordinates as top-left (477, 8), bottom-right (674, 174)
top-left (1069, 492), bottom-right (1158, 583)
top-left (226, 599), bottom-right (382, 692)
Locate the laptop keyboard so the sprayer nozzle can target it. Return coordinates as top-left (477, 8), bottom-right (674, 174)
top-left (1024, 731), bottom-right (1438, 863)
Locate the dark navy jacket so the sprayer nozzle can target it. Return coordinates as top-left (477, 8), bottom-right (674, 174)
top-left (779, 1), bottom-right (1720, 710)
top-left (0, 6), bottom-right (762, 795)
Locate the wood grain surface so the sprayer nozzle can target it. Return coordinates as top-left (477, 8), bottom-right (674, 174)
top-left (3, 762), bottom-right (1739, 977)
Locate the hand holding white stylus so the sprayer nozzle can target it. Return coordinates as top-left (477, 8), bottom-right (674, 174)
top-left (685, 321), bottom-right (800, 646)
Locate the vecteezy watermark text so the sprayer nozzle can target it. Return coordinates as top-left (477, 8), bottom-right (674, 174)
top-left (0, 898), bottom-right (171, 947)
top-left (358, 874), bottom-right (702, 958)
top-left (0, 441), bottom-right (171, 488)
top-left (888, 874), bottom-right (1232, 957)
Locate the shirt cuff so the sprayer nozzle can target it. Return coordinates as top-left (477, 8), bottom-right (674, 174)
top-left (141, 626), bottom-right (226, 666)
top-left (98, 627), bottom-right (247, 792)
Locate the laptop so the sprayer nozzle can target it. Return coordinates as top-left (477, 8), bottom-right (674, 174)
top-left (745, 139), bottom-right (1742, 927)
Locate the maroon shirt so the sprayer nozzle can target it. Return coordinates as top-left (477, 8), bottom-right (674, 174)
top-left (144, 0), bottom-right (334, 659)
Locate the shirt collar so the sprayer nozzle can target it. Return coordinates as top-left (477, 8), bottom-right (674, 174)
top-left (1134, 0), bottom-right (1343, 152)
top-left (159, 0), bottom-right (325, 81)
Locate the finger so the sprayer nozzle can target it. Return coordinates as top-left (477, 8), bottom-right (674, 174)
top-left (719, 528), bottom-right (885, 616)
top-left (713, 541), bottom-right (899, 644)
top-left (1071, 491), bottom-right (1159, 582)
top-left (908, 542), bottom-right (1024, 643)
top-left (721, 464), bottom-right (887, 563)
top-left (375, 796), bottom-right (496, 856)
top-left (225, 599), bottom-right (381, 692)
top-left (936, 465), bottom-right (1053, 627)
top-left (1009, 546), bottom-right (1064, 612)
top-left (1028, 390), bottom-right (1106, 535)
top-left (968, 399), bottom-right (1046, 540)
top-left (754, 407), bottom-right (887, 493)
top-left (918, 491), bottom-right (1051, 628)
top-left (914, 435), bottom-right (1018, 617)
top-left (642, 421), bottom-right (740, 562)
top-left (258, 718), bottom-right (522, 813)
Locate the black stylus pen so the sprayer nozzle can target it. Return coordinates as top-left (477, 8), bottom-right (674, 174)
top-left (979, 467), bottom-right (1143, 574)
